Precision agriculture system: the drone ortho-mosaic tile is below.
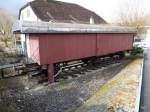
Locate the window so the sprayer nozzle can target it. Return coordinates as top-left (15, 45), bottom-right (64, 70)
top-left (27, 9), bottom-right (30, 17)
top-left (134, 38), bottom-right (142, 42)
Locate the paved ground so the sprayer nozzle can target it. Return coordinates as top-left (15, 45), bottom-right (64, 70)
top-left (75, 59), bottom-right (142, 112)
top-left (0, 59), bottom-right (130, 112)
top-left (140, 50), bottom-right (150, 112)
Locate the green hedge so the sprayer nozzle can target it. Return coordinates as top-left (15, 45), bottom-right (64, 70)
top-left (132, 46), bottom-right (144, 55)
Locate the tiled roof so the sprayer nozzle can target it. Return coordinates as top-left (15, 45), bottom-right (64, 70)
top-left (19, 0), bottom-right (107, 24)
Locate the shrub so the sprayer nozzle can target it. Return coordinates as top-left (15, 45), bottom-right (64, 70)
top-left (132, 46), bottom-right (144, 55)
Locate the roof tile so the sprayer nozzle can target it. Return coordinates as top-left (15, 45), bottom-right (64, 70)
top-left (20, 0), bottom-right (107, 24)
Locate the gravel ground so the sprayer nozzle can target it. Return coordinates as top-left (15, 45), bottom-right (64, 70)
top-left (0, 59), bottom-right (131, 112)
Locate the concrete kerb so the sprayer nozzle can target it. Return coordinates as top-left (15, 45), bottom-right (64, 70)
top-left (135, 58), bottom-right (144, 112)
top-left (76, 59), bottom-right (143, 112)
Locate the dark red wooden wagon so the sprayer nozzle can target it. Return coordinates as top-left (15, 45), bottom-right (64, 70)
top-left (13, 21), bottom-right (136, 82)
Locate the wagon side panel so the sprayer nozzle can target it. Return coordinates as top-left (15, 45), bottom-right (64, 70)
top-left (96, 33), bottom-right (134, 56)
top-left (39, 33), bottom-right (97, 64)
top-left (28, 34), bottom-right (40, 64)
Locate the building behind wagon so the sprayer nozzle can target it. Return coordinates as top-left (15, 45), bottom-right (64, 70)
top-left (15, 0), bottom-right (137, 83)
top-left (19, 0), bottom-right (107, 55)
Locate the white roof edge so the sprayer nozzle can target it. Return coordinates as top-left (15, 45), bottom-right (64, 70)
top-left (12, 20), bottom-right (137, 34)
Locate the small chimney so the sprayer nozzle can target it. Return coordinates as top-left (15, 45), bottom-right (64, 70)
top-left (90, 16), bottom-right (94, 24)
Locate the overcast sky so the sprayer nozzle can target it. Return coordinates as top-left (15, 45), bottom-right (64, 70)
top-left (0, 0), bottom-right (149, 22)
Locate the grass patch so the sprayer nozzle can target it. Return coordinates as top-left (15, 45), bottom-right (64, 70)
top-left (0, 80), bottom-right (17, 112)
top-left (59, 79), bottom-right (66, 85)
top-left (132, 47), bottom-right (144, 55)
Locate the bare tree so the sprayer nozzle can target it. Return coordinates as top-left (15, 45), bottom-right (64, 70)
top-left (0, 9), bottom-right (15, 48)
top-left (116, 0), bottom-right (149, 34)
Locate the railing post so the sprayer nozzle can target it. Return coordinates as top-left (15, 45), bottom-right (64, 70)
top-left (48, 64), bottom-right (54, 83)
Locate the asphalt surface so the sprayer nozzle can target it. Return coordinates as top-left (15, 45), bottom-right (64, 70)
top-left (140, 50), bottom-right (150, 112)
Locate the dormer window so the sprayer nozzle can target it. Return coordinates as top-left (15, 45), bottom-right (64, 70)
top-left (90, 16), bottom-right (94, 24)
top-left (27, 9), bottom-right (30, 17)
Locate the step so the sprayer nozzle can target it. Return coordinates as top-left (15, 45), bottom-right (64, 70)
top-left (26, 66), bottom-right (41, 72)
top-left (26, 63), bottom-right (39, 67)
top-left (29, 70), bottom-right (45, 77)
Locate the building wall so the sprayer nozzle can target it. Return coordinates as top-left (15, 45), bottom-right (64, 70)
top-left (19, 6), bottom-right (41, 56)
top-left (20, 6), bottom-right (41, 21)
top-left (146, 29), bottom-right (150, 47)
top-left (20, 34), bottom-right (26, 52)
top-left (26, 34), bottom-right (31, 57)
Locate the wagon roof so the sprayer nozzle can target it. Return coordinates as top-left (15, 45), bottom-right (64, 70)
top-left (13, 21), bottom-right (137, 34)
top-left (19, 0), bottom-right (106, 24)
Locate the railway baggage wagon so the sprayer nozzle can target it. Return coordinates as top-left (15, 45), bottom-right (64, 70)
top-left (13, 21), bottom-right (136, 82)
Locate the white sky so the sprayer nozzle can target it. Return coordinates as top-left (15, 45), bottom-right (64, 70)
top-left (59, 0), bottom-right (121, 22)
top-left (59, 0), bottom-right (150, 22)
top-left (0, 0), bottom-right (150, 22)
